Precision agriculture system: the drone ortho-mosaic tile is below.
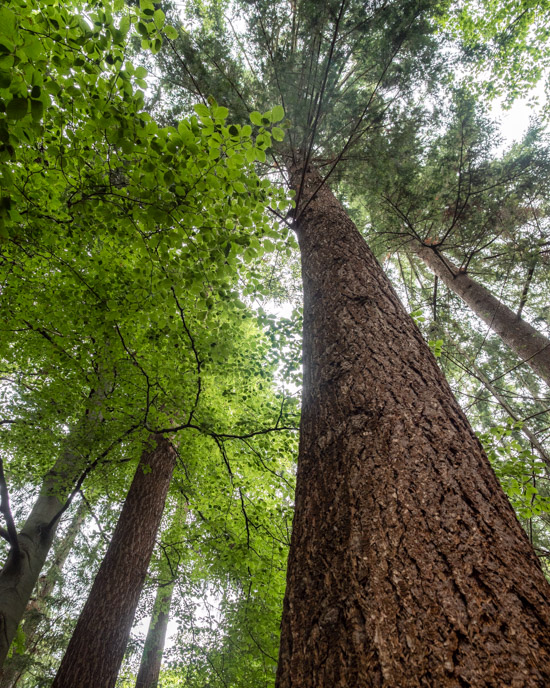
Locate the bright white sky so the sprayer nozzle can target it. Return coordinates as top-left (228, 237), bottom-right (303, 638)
top-left (492, 80), bottom-right (548, 150)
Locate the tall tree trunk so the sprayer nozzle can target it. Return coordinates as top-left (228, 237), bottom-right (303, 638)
top-left (0, 499), bottom-right (87, 688)
top-left (135, 578), bottom-right (175, 688)
top-left (52, 435), bottom-right (176, 688)
top-left (412, 242), bottom-right (550, 387)
top-left (276, 167), bottom-right (550, 688)
top-left (0, 391), bottom-right (108, 668)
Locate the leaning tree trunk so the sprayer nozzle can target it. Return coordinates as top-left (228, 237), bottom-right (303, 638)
top-left (0, 389), bottom-right (108, 668)
top-left (276, 166), bottom-right (550, 688)
top-left (412, 242), bottom-right (550, 387)
top-left (0, 499), bottom-right (87, 688)
top-left (52, 435), bottom-right (177, 688)
top-left (135, 577), bottom-right (175, 688)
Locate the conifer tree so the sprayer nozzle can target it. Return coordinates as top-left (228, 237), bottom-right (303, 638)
top-left (148, 1), bottom-right (550, 683)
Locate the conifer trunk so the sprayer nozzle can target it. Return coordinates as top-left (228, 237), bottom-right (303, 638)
top-left (0, 395), bottom-right (107, 668)
top-left (0, 499), bottom-right (87, 688)
top-left (276, 167), bottom-right (550, 687)
top-left (413, 242), bottom-right (550, 387)
top-left (52, 435), bottom-right (176, 688)
top-left (135, 578), bottom-right (175, 688)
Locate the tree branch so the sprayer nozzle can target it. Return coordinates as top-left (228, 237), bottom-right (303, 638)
top-left (0, 457), bottom-right (19, 554)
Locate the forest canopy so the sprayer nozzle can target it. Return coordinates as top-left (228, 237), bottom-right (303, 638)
top-left (0, 0), bottom-right (549, 686)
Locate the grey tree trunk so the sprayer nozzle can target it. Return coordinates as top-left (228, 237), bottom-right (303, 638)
top-left (0, 499), bottom-right (87, 688)
top-left (413, 242), bottom-right (550, 387)
top-left (276, 166), bottom-right (550, 687)
top-left (135, 578), bottom-right (175, 688)
top-left (52, 435), bottom-right (177, 688)
top-left (0, 390), bottom-right (108, 668)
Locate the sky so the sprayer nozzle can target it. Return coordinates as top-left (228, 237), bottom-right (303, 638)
top-left (492, 81), bottom-right (548, 150)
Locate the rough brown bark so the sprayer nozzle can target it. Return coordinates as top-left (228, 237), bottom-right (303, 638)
top-left (52, 435), bottom-right (177, 688)
top-left (135, 578), bottom-right (174, 688)
top-left (276, 167), bottom-right (550, 688)
top-left (0, 499), bottom-right (87, 688)
top-left (412, 242), bottom-right (550, 387)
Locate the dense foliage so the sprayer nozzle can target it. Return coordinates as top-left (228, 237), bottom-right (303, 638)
top-left (0, 0), bottom-right (549, 685)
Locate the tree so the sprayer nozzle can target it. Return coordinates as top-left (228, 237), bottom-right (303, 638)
top-left (276, 165), bottom-right (550, 686)
top-left (3, 0), bottom-right (550, 684)
top-left (358, 94), bottom-right (550, 386)
top-left (52, 435), bottom-right (177, 688)
top-left (135, 579), bottom-right (175, 688)
top-left (0, 499), bottom-right (87, 688)
top-left (412, 243), bottom-right (550, 385)
top-left (446, 0), bottom-right (550, 104)
top-left (125, 415), bottom-right (296, 688)
top-left (0, 0), bottom-right (290, 666)
top-left (148, 0), bottom-right (550, 683)
top-left (133, 501), bottom-right (187, 688)
top-left (0, 391), bottom-right (111, 668)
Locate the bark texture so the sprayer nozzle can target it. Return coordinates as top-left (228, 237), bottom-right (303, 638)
top-left (52, 435), bottom-right (176, 688)
top-left (413, 242), bottom-right (550, 387)
top-left (0, 499), bottom-right (87, 688)
top-left (0, 398), bottom-right (106, 668)
top-left (135, 578), bottom-right (174, 688)
top-left (276, 167), bottom-right (550, 688)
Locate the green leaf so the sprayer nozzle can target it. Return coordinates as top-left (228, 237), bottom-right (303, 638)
top-left (272, 105), bottom-right (285, 122)
top-left (135, 66), bottom-right (148, 79)
top-left (0, 71), bottom-right (11, 89)
top-left (272, 126), bottom-right (285, 141)
top-left (6, 97), bottom-right (28, 120)
top-left (250, 111), bottom-right (262, 126)
top-left (164, 24), bottom-right (179, 40)
top-left (153, 9), bottom-right (165, 27)
top-left (194, 103), bottom-right (210, 118)
top-left (119, 16), bottom-right (130, 36)
top-left (22, 37), bottom-right (42, 61)
top-left (213, 106), bottom-right (229, 120)
top-left (0, 8), bottom-right (16, 36)
top-left (30, 99), bottom-right (44, 121)
top-left (0, 39), bottom-right (15, 55)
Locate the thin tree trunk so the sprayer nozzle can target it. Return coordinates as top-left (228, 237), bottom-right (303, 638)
top-left (52, 435), bottom-right (177, 688)
top-left (0, 390), bottom-right (108, 668)
top-left (0, 499), bottom-right (87, 688)
top-left (412, 242), bottom-right (550, 387)
top-left (135, 500), bottom-right (187, 688)
top-left (276, 166), bottom-right (550, 687)
top-left (135, 578), bottom-right (175, 688)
